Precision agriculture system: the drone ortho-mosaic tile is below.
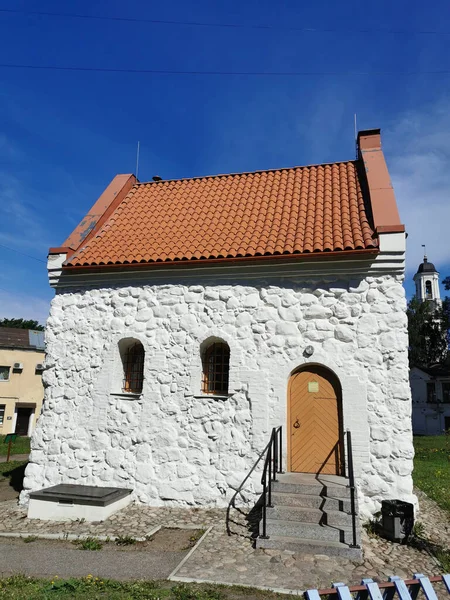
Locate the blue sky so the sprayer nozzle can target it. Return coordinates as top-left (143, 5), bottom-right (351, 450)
top-left (1, 0), bottom-right (450, 325)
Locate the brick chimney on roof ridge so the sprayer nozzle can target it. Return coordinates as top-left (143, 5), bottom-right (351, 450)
top-left (356, 128), bottom-right (404, 234)
top-left (357, 129), bottom-right (381, 154)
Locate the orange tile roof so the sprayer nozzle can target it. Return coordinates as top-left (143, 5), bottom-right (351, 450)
top-left (65, 161), bottom-right (377, 267)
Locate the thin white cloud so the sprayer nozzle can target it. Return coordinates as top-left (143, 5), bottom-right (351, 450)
top-left (385, 102), bottom-right (450, 277)
top-left (0, 171), bottom-right (52, 254)
top-left (0, 290), bottom-right (50, 326)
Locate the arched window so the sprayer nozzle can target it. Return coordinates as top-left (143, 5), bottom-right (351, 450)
top-left (119, 339), bottom-right (144, 394)
top-left (425, 280), bottom-right (433, 300)
top-left (202, 341), bottom-right (230, 395)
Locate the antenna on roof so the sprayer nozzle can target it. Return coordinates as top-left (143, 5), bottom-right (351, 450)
top-left (354, 114), bottom-right (358, 159)
top-left (135, 141), bottom-right (140, 181)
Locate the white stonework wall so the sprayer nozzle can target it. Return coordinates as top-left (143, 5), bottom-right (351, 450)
top-left (21, 274), bottom-right (416, 517)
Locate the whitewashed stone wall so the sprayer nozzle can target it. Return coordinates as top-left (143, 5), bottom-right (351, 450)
top-left (21, 274), bottom-right (416, 517)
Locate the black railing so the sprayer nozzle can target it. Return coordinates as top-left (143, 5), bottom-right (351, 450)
top-left (345, 429), bottom-right (359, 549)
top-left (259, 426), bottom-right (283, 539)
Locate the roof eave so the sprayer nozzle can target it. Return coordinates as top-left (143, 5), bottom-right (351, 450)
top-left (61, 247), bottom-right (380, 272)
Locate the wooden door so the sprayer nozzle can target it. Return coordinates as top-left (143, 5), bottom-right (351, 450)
top-left (15, 408), bottom-right (32, 436)
top-left (288, 366), bottom-right (342, 475)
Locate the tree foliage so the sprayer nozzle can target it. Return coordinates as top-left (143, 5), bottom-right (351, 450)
top-left (0, 318), bottom-right (44, 331)
top-left (407, 295), bottom-right (450, 367)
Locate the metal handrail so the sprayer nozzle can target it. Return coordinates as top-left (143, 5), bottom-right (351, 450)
top-left (226, 438), bottom-right (274, 536)
top-left (259, 426), bottom-right (283, 539)
top-left (345, 429), bottom-right (359, 549)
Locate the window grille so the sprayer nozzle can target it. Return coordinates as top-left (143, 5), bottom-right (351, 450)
top-left (0, 405), bottom-right (5, 425)
top-left (426, 382), bottom-right (436, 403)
top-left (202, 342), bottom-right (230, 395)
top-left (123, 342), bottom-right (144, 393)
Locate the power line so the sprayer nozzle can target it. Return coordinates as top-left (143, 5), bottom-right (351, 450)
top-left (0, 8), bottom-right (449, 36)
top-left (1, 63), bottom-right (450, 77)
top-left (0, 243), bottom-right (46, 263)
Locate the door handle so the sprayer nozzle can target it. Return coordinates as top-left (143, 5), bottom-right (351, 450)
top-left (293, 419), bottom-right (300, 429)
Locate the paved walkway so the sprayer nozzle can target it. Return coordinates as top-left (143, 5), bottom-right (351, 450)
top-left (0, 489), bottom-right (448, 591)
top-left (0, 454), bottom-right (29, 463)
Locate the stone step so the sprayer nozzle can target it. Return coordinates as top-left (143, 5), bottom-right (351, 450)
top-left (266, 505), bottom-right (353, 528)
top-left (271, 491), bottom-right (352, 512)
top-left (262, 519), bottom-right (358, 545)
top-left (256, 535), bottom-right (362, 560)
top-left (272, 480), bottom-right (351, 499)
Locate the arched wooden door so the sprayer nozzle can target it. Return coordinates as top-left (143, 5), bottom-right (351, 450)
top-left (288, 365), bottom-right (343, 475)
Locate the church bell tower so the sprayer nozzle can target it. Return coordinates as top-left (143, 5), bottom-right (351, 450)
top-left (413, 248), bottom-right (441, 306)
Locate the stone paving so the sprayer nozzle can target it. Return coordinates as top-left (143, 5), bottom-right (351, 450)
top-left (0, 488), bottom-right (448, 592)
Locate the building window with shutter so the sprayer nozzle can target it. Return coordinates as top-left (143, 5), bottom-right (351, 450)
top-left (202, 342), bottom-right (230, 395)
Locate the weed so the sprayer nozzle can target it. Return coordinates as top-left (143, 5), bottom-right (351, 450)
top-left (73, 536), bottom-right (103, 551)
top-left (363, 519), bottom-right (379, 538)
top-left (115, 534), bottom-right (137, 546)
top-left (23, 535), bottom-right (38, 543)
top-left (435, 548), bottom-right (450, 572)
top-left (173, 583), bottom-right (223, 600)
top-left (412, 520), bottom-right (425, 538)
top-left (189, 529), bottom-right (206, 544)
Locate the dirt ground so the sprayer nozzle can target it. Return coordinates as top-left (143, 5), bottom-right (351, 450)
top-left (6, 527), bottom-right (203, 553)
top-left (0, 480), bottom-right (19, 502)
top-left (0, 462), bottom-right (26, 502)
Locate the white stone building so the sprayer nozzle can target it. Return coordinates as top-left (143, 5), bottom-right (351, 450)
top-left (410, 255), bottom-right (450, 435)
top-left (411, 365), bottom-right (450, 435)
top-left (22, 129), bottom-right (415, 520)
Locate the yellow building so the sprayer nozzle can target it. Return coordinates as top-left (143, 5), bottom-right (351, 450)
top-left (0, 328), bottom-right (45, 436)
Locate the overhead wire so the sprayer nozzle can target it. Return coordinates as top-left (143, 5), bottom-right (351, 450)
top-left (0, 243), bottom-right (46, 263)
top-left (1, 63), bottom-right (450, 76)
top-left (0, 8), bottom-right (448, 36)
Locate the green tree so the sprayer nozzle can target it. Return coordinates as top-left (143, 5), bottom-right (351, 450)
top-left (0, 318), bottom-right (44, 331)
top-left (407, 296), bottom-right (450, 367)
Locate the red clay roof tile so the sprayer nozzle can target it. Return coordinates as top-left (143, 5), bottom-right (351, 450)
top-left (65, 161), bottom-right (377, 267)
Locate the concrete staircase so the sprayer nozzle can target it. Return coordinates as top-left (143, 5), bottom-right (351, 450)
top-left (256, 472), bottom-right (362, 559)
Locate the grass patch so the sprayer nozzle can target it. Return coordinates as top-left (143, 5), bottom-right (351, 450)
top-left (0, 436), bottom-right (30, 456)
top-left (73, 537), bottom-right (103, 551)
top-left (413, 435), bottom-right (450, 514)
top-left (23, 536), bottom-right (38, 544)
top-left (0, 575), bottom-right (281, 600)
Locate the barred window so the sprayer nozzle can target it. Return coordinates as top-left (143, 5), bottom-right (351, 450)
top-left (202, 342), bottom-right (230, 395)
top-left (122, 341), bottom-right (144, 394)
top-left (426, 382), bottom-right (436, 403)
top-left (442, 382), bottom-right (450, 403)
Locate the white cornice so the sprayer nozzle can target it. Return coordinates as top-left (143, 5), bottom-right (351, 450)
top-left (48, 232), bottom-right (405, 289)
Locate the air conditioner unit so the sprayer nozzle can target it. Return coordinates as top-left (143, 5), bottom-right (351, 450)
top-left (13, 362), bottom-right (23, 370)
top-left (36, 363), bottom-right (44, 372)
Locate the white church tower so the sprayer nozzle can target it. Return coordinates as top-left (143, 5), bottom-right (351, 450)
top-left (413, 248), bottom-right (441, 306)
